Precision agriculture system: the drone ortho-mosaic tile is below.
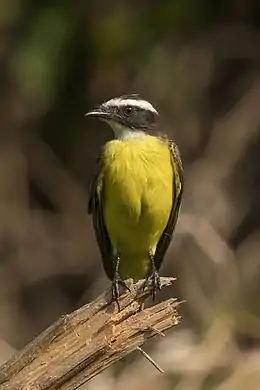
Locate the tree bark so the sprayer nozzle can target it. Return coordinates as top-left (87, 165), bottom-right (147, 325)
top-left (0, 277), bottom-right (180, 390)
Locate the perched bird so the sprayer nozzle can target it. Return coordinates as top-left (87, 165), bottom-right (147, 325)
top-left (86, 94), bottom-right (183, 307)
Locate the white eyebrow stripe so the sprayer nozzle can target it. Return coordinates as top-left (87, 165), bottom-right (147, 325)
top-left (104, 98), bottom-right (158, 114)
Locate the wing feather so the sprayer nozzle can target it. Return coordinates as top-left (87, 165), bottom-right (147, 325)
top-left (154, 140), bottom-right (184, 270)
top-left (88, 153), bottom-right (114, 280)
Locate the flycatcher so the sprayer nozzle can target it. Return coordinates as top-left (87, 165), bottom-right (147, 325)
top-left (86, 95), bottom-right (183, 307)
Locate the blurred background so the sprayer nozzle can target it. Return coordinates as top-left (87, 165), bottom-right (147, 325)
top-left (0, 1), bottom-right (260, 389)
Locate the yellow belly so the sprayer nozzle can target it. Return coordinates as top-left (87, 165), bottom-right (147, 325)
top-left (103, 135), bottom-right (173, 280)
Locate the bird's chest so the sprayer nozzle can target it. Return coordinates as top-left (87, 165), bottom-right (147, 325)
top-left (103, 139), bottom-right (173, 224)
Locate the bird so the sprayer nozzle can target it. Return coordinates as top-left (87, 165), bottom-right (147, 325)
top-left (86, 94), bottom-right (183, 308)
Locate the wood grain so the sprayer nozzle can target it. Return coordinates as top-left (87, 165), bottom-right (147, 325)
top-left (0, 277), bottom-right (180, 390)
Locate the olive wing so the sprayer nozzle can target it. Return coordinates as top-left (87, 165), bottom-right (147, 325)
top-left (154, 140), bottom-right (184, 270)
top-left (88, 153), bottom-right (114, 280)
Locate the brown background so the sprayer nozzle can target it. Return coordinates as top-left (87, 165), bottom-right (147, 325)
top-left (0, 1), bottom-right (260, 389)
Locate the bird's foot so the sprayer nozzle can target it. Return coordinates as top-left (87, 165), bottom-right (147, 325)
top-left (144, 268), bottom-right (162, 301)
top-left (111, 275), bottom-right (130, 311)
top-left (143, 250), bottom-right (162, 300)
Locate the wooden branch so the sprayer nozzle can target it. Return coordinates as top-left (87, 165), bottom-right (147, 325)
top-left (0, 277), bottom-right (180, 390)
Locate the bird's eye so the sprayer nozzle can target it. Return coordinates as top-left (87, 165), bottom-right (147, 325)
top-left (124, 106), bottom-right (133, 116)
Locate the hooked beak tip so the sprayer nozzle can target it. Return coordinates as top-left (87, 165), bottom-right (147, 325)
top-left (85, 110), bottom-right (100, 117)
top-left (85, 108), bottom-right (111, 120)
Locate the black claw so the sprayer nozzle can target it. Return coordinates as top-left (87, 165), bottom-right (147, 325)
top-left (143, 250), bottom-right (162, 300)
top-left (144, 270), bottom-right (162, 300)
top-left (111, 253), bottom-right (130, 311)
top-left (111, 278), bottom-right (130, 310)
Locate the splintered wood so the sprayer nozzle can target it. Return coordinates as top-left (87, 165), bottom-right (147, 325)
top-left (0, 277), bottom-right (180, 390)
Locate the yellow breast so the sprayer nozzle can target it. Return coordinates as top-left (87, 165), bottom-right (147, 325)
top-left (103, 135), bottom-right (174, 247)
top-left (102, 135), bottom-right (174, 278)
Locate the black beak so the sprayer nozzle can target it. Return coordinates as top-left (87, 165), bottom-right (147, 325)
top-left (85, 107), bottom-right (110, 119)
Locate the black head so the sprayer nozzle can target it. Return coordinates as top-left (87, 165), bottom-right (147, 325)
top-left (86, 94), bottom-right (159, 132)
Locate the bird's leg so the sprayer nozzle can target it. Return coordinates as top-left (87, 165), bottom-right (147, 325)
top-left (111, 253), bottom-right (130, 311)
top-left (144, 249), bottom-right (162, 300)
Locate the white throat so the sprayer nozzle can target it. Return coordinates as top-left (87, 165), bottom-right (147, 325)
top-left (106, 121), bottom-right (146, 140)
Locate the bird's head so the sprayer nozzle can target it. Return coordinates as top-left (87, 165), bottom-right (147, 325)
top-left (85, 94), bottom-right (159, 139)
